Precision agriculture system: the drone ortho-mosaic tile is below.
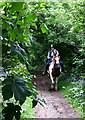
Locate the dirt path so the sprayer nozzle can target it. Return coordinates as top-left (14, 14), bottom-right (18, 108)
top-left (32, 71), bottom-right (80, 118)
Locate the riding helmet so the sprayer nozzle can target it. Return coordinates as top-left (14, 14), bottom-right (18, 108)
top-left (51, 44), bottom-right (54, 48)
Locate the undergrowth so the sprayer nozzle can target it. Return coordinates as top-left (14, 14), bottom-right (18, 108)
top-left (58, 72), bottom-right (85, 118)
top-left (21, 97), bottom-right (35, 119)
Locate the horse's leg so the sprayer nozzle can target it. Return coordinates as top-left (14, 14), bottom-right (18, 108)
top-left (53, 82), bottom-right (55, 90)
top-left (55, 77), bottom-right (59, 90)
top-left (50, 72), bottom-right (54, 89)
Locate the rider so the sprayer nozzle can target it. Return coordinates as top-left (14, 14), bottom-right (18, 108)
top-left (42, 44), bottom-right (66, 75)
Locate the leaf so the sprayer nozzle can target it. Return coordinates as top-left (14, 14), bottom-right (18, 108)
top-left (5, 20), bottom-right (14, 27)
top-left (2, 29), bottom-right (8, 39)
top-left (37, 96), bottom-right (43, 102)
top-left (11, 2), bottom-right (24, 12)
top-left (17, 34), bottom-right (23, 42)
top-left (2, 103), bottom-right (21, 120)
top-left (32, 23), bottom-right (37, 30)
top-left (25, 14), bottom-right (37, 23)
top-left (38, 101), bottom-right (44, 107)
top-left (11, 43), bottom-right (27, 64)
top-left (42, 99), bottom-right (47, 105)
top-left (2, 77), bottom-right (32, 105)
top-left (62, 3), bottom-right (70, 9)
top-left (2, 58), bottom-right (16, 69)
top-left (31, 97), bottom-right (38, 108)
top-left (31, 96), bottom-right (45, 108)
top-left (16, 20), bottom-right (24, 26)
top-left (17, 43), bottom-right (26, 56)
top-left (2, 103), bottom-right (14, 120)
top-left (15, 105), bottom-right (21, 119)
top-left (40, 23), bottom-right (48, 34)
top-left (28, 35), bottom-right (33, 43)
top-left (2, 85), bottom-right (13, 100)
top-left (18, 51), bottom-right (25, 63)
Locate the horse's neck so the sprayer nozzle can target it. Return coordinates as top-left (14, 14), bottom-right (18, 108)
top-left (55, 57), bottom-right (60, 64)
top-left (51, 60), bottom-right (55, 67)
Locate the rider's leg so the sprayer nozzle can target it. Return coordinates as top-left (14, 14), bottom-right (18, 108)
top-left (42, 60), bottom-right (52, 75)
top-left (60, 61), bottom-right (66, 73)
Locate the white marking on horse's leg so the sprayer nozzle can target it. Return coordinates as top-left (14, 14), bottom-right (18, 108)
top-left (49, 71), bottom-right (54, 89)
top-left (51, 84), bottom-right (54, 89)
top-left (55, 77), bottom-right (59, 90)
top-left (56, 77), bottom-right (59, 84)
top-left (60, 67), bottom-right (62, 72)
top-left (50, 72), bottom-right (54, 84)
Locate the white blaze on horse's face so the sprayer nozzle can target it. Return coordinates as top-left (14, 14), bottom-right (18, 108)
top-left (55, 56), bottom-right (60, 64)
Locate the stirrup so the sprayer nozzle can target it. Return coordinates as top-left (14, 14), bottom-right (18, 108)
top-left (42, 71), bottom-right (46, 75)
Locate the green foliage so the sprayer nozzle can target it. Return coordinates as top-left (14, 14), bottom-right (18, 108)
top-left (1, 2), bottom-right (48, 119)
top-left (58, 72), bottom-right (85, 118)
top-left (28, 2), bottom-right (85, 74)
top-left (40, 23), bottom-right (48, 34)
top-left (21, 97), bottom-right (35, 118)
top-left (2, 103), bottom-right (21, 120)
top-left (2, 77), bottom-right (32, 105)
top-left (1, 1), bottom-right (85, 119)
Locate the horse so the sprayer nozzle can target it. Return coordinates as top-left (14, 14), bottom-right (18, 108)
top-left (48, 55), bottom-right (61, 91)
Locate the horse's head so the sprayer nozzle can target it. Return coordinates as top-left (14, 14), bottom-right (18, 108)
top-left (52, 55), bottom-right (60, 64)
top-left (55, 56), bottom-right (60, 64)
top-left (53, 55), bottom-right (61, 69)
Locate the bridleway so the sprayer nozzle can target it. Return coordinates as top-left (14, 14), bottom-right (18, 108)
top-left (32, 71), bottom-right (79, 118)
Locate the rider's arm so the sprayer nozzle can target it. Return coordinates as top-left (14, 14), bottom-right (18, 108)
top-left (47, 51), bottom-right (51, 60)
top-left (54, 49), bottom-right (59, 56)
top-left (56, 50), bottom-right (59, 55)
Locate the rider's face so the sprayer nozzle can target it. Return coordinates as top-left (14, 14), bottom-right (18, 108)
top-left (51, 47), bottom-right (54, 51)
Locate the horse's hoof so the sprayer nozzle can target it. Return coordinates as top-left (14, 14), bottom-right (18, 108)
top-left (49, 88), bottom-right (52, 91)
top-left (49, 88), bottom-right (56, 92)
top-left (49, 88), bottom-right (54, 92)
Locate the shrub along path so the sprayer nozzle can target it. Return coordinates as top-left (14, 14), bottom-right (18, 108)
top-left (32, 71), bottom-right (80, 118)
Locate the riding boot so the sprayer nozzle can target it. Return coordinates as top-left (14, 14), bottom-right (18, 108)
top-left (61, 64), bottom-right (66, 73)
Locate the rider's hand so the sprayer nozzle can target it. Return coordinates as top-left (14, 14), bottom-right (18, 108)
top-left (49, 57), bottom-right (51, 60)
top-left (56, 54), bottom-right (58, 57)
